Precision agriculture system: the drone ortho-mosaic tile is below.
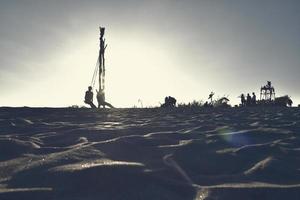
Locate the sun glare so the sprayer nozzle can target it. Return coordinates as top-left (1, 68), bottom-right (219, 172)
top-left (3, 29), bottom-right (267, 108)
top-left (48, 30), bottom-right (215, 108)
top-left (105, 34), bottom-right (204, 107)
top-left (49, 31), bottom-right (203, 108)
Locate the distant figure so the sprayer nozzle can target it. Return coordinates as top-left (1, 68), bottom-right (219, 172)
top-left (138, 99), bottom-right (143, 108)
top-left (162, 96), bottom-right (177, 107)
top-left (240, 94), bottom-right (246, 106)
top-left (84, 86), bottom-right (96, 108)
top-left (246, 93), bottom-right (251, 106)
top-left (267, 81), bottom-right (274, 100)
top-left (252, 92), bottom-right (257, 105)
top-left (168, 96), bottom-right (177, 107)
top-left (164, 96), bottom-right (169, 105)
top-left (203, 101), bottom-right (209, 107)
top-left (208, 92), bottom-right (215, 104)
top-left (96, 89), bottom-right (114, 108)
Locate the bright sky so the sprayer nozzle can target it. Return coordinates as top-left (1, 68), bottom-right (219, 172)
top-left (1, 0), bottom-right (300, 107)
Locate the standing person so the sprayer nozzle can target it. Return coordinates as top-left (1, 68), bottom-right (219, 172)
top-left (240, 94), bottom-right (246, 106)
top-left (164, 96), bottom-right (169, 106)
top-left (252, 92), bottom-right (257, 105)
top-left (168, 96), bottom-right (177, 107)
top-left (84, 86), bottom-right (96, 108)
top-left (208, 92), bottom-right (215, 105)
top-left (246, 93), bottom-right (252, 106)
top-left (96, 89), bottom-right (114, 108)
top-left (96, 89), bottom-right (105, 108)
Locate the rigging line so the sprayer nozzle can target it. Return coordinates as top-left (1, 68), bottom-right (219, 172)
top-left (92, 66), bottom-right (99, 88)
top-left (92, 60), bottom-right (99, 86)
top-left (90, 57), bottom-right (100, 88)
top-left (91, 63), bottom-right (97, 86)
top-left (102, 54), bottom-right (105, 90)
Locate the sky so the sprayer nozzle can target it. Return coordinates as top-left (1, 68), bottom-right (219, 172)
top-left (0, 0), bottom-right (300, 107)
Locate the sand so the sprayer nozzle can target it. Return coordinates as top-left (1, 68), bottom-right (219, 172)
top-left (0, 107), bottom-right (299, 199)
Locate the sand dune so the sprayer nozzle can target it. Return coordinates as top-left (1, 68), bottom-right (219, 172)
top-left (0, 107), bottom-right (300, 199)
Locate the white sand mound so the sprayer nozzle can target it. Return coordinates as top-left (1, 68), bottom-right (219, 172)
top-left (244, 156), bottom-right (274, 175)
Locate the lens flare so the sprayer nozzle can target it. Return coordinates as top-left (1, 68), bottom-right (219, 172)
top-left (217, 127), bottom-right (251, 147)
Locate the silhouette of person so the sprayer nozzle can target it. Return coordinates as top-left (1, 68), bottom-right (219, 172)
top-left (96, 89), bottom-right (114, 108)
top-left (240, 94), bottom-right (246, 106)
top-left (246, 93), bottom-right (251, 106)
top-left (164, 96), bottom-right (169, 105)
top-left (96, 89), bottom-right (105, 107)
top-left (162, 96), bottom-right (177, 107)
top-left (267, 81), bottom-right (274, 100)
top-left (204, 101), bottom-right (209, 107)
top-left (252, 92), bottom-right (256, 105)
top-left (168, 96), bottom-right (177, 107)
top-left (208, 92), bottom-right (214, 104)
top-left (84, 86), bottom-right (96, 108)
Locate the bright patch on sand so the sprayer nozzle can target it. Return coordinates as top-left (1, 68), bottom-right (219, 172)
top-left (49, 159), bottom-right (144, 172)
top-left (0, 187), bottom-right (52, 193)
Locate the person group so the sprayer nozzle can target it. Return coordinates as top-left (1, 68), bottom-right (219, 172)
top-left (161, 96), bottom-right (177, 108)
top-left (84, 86), bottom-right (114, 109)
top-left (85, 86), bottom-right (259, 109)
top-left (240, 92), bottom-right (256, 106)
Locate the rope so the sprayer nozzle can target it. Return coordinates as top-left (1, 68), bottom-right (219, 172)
top-left (102, 54), bottom-right (105, 90)
top-left (90, 57), bottom-right (100, 88)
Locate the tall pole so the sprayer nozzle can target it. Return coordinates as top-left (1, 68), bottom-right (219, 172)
top-left (99, 27), bottom-right (106, 95)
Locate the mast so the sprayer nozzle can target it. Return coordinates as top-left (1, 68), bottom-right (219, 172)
top-left (87, 27), bottom-right (114, 108)
top-left (99, 27), bottom-right (106, 95)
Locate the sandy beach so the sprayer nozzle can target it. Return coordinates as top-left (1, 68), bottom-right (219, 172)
top-left (0, 107), bottom-right (299, 199)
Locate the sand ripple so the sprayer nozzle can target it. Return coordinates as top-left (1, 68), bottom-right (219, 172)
top-left (0, 107), bottom-right (300, 199)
